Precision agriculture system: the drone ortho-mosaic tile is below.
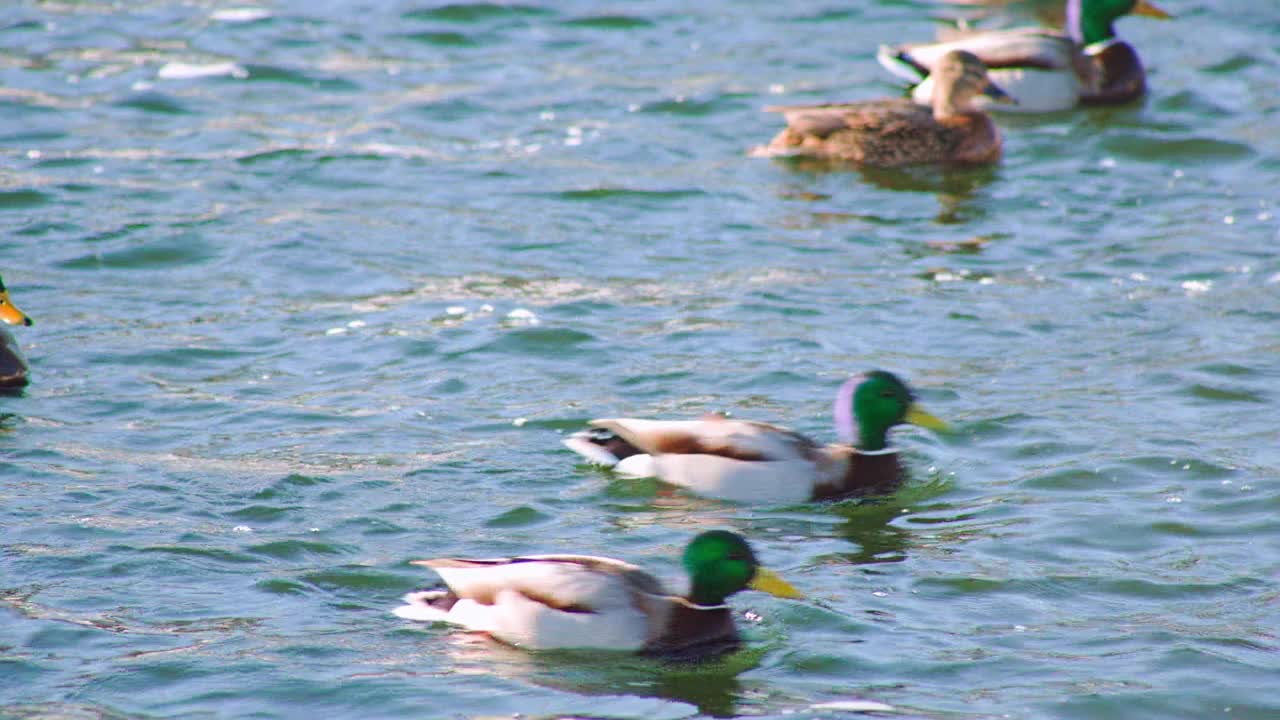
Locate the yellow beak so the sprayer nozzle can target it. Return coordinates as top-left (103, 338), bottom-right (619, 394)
top-left (749, 567), bottom-right (803, 599)
top-left (0, 291), bottom-right (32, 327)
top-left (905, 403), bottom-right (948, 432)
top-left (1132, 0), bottom-right (1172, 19)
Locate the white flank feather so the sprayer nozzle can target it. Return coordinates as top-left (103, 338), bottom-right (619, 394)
top-left (614, 453), bottom-right (657, 478)
top-left (484, 588), bottom-right (648, 650)
top-left (649, 454), bottom-right (819, 504)
top-left (912, 68), bottom-right (1081, 112)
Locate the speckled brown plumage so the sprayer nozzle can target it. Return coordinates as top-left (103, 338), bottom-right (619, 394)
top-left (762, 99), bottom-right (1001, 167)
top-left (756, 50), bottom-right (1006, 167)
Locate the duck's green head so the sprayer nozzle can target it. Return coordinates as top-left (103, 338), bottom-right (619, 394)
top-left (1070, 0), bottom-right (1172, 46)
top-left (683, 530), bottom-right (802, 606)
top-left (835, 370), bottom-right (947, 451)
top-left (0, 275), bottom-right (33, 327)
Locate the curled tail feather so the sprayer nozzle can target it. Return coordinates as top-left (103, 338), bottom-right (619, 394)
top-left (562, 428), bottom-right (644, 467)
top-left (393, 590), bottom-right (457, 622)
top-left (876, 44), bottom-right (929, 84)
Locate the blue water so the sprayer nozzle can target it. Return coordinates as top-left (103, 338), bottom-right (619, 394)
top-left (2, 1), bottom-right (1279, 718)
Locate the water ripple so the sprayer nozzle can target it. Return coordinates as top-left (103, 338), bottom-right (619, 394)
top-left (2, 1), bottom-right (1279, 718)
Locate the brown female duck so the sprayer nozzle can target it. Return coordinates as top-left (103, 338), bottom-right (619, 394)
top-left (756, 50), bottom-right (1012, 166)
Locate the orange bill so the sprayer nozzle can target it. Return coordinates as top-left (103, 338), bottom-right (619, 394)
top-left (0, 290), bottom-right (32, 327)
top-left (1132, 0), bottom-right (1172, 19)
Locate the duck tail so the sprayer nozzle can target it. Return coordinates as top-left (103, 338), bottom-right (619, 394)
top-left (563, 427), bottom-right (645, 467)
top-left (876, 44), bottom-right (929, 85)
top-left (393, 590), bottom-right (457, 622)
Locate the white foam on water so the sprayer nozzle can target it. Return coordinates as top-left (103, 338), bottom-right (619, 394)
top-left (211, 8), bottom-right (273, 23)
top-left (157, 62), bottom-right (248, 80)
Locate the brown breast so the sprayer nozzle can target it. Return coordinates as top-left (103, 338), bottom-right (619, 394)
top-left (813, 450), bottom-right (905, 500)
top-left (642, 602), bottom-right (739, 659)
top-left (1082, 41), bottom-right (1146, 105)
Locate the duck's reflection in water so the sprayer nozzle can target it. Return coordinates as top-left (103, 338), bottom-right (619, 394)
top-left (423, 630), bottom-right (770, 718)
top-left (769, 160), bottom-right (1001, 227)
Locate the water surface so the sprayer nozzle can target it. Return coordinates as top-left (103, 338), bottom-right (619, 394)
top-left (2, 1), bottom-right (1279, 718)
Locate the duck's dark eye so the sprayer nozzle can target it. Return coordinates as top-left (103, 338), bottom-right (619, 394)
top-left (880, 390), bottom-right (897, 398)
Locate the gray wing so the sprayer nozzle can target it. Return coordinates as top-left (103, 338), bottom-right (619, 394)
top-left (894, 28), bottom-right (1075, 73)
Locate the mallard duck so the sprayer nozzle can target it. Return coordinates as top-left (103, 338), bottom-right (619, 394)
top-left (878, 0), bottom-right (1172, 113)
top-left (0, 274), bottom-right (34, 388)
top-left (393, 530), bottom-right (802, 655)
top-left (755, 50), bottom-right (1012, 166)
top-left (562, 370), bottom-right (948, 504)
